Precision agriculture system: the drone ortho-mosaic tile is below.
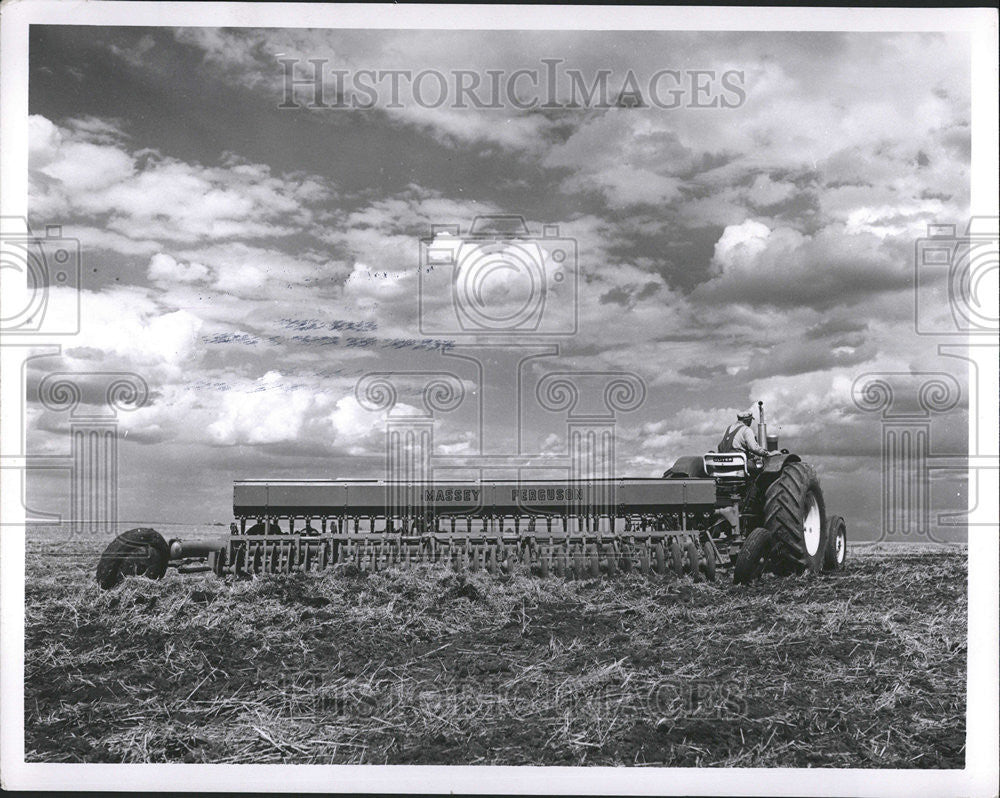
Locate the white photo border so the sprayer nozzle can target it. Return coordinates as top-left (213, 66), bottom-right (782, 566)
top-left (1, 3), bottom-right (997, 795)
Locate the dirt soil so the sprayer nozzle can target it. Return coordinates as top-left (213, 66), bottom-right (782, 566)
top-left (23, 526), bottom-right (966, 766)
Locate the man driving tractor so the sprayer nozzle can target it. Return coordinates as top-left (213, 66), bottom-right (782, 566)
top-left (718, 406), bottom-right (776, 465)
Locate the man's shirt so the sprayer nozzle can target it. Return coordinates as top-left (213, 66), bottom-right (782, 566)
top-left (718, 422), bottom-right (769, 456)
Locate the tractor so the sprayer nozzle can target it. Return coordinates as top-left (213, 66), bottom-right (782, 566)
top-left (663, 400), bottom-right (847, 582)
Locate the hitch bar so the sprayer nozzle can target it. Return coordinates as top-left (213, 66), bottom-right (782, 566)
top-left (168, 538), bottom-right (227, 561)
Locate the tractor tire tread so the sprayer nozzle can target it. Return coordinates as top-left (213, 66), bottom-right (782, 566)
top-left (733, 526), bottom-right (773, 584)
top-left (823, 514), bottom-right (848, 572)
top-left (762, 461), bottom-right (827, 575)
top-left (96, 527), bottom-right (169, 590)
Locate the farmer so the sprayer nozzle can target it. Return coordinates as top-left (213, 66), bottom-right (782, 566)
top-left (718, 407), bottom-right (772, 463)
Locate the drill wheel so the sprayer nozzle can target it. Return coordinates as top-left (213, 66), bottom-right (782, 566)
top-left (669, 538), bottom-right (684, 577)
top-left (558, 544), bottom-right (570, 579)
top-left (606, 544), bottom-right (619, 577)
top-left (702, 539), bottom-right (717, 582)
top-left (686, 539), bottom-right (703, 582)
top-left (638, 545), bottom-right (651, 577)
top-left (620, 544), bottom-right (633, 574)
top-left (654, 542), bottom-right (667, 576)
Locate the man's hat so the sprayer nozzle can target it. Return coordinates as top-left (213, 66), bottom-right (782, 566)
top-left (736, 406), bottom-right (755, 420)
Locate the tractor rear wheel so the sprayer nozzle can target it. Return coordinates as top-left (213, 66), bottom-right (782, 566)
top-left (763, 462), bottom-right (828, 575)
top-left (96, 528), bottom-right (170, 590)
top-left (823, 515), bottom-right (848, 572)
top-left (733, 526), bottom-right (773, 584)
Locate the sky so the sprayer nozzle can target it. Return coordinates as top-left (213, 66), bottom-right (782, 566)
top-left (24, 26), bottom-right (973, 540)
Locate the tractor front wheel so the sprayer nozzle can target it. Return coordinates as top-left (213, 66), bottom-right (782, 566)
top-left (823, 515), bottom-right (848, 572)
top-left (733, 526), bottom-right (773, 584)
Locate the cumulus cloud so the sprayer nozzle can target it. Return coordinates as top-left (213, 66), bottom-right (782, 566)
top-left (148, 252), bottom-right (210, 284)
top-left (544, 112), bottom-right (695, 209)
top-left (54, 286), bottom-right (204, 376)
top-left (177, 243), bottom-right (346, 297)
top-left (31, 363), bottom-right (417, 458)
top-left (696, 220), bottom-right (912, 309)
top-left (29, 114), bottom-right (333, 248)
top-left (30, 116), bottom-right (135, 194)
top-left (206, 372), bottom-right (418, 455)
top-left (207, 371), bottom-right (335, 446)
top-left (712, 219), bottom-right (773, 268)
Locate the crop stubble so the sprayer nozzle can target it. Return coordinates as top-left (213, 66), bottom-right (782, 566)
top-left (24, 526), bottom-right (966, 767)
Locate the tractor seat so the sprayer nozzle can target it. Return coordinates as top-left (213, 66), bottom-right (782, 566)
top-left (703, 451), bottom-right (749, 479)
